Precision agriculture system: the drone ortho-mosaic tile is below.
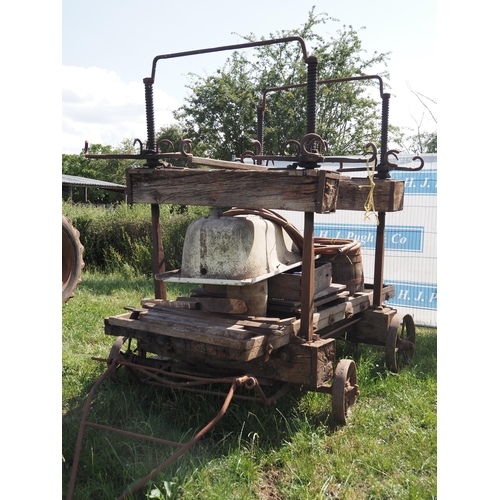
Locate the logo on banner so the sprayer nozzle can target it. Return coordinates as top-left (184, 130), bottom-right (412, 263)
top-left (385, 281), bottom-right (437, 311)
top-left (314, 224), bottom-right (424, 252)
top-left (390, 169), bottom-right (437, 196)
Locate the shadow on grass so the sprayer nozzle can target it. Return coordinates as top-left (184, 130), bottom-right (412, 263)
top-left (64, 267), bottom-right (437, 498)
top-left (63, 324), bottom-right (437, 499)
top-left (334, 326), bottom-right (437, 381)
top-left (62, 364), bottom-right (327, 499)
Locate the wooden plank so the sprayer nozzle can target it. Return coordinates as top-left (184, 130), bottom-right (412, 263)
top-left (107, 313), bottom-right (253, 343)
top-left (336, 177), bottom-right (404, 212)
top-left (127, 168), bottom-right (403, 212)
top-left (187, 337), bottom-right (337, 387)
top-left (105, 322), bottom-right (258, 362)
top-left (140, 300), bottom-right (296, 332)
top-left (268, 288), bottom-right (349, 314)
top-left (175, 296), bottom-right (248, 314)
top-left (138, 299), bottom-right (199, 310)
top-left (268, 262), bottom-right (333, 301)
top-left (351, 307), bottom-right (398, 343)
top-left (315, 301), bottom-right (354, 331)
top-left (106, 307), bottom-right (293, 345)
top-left (126, 168), bottom-right (340, 213)
top-left (139, 306), bottom-right (235, 335)
top-left (138, 306), bottom-right (296, 339)
top-left (314, 285), bottom-right (395, 333)
top-left (189, 156), bottom-right (270, 171)
top-left (105, 313), bottom-right (292, 362)
top-left (140, 300), bottom-right (247, 325)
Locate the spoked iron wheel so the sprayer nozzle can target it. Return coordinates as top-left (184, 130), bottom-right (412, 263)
top-left (331, 359), bottom-right (359, 425)
top-left (385, 313), bottom-right (416, 373)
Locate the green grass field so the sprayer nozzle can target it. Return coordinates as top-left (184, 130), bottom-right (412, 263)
top-left (62, 270), bottom-right (437, 499)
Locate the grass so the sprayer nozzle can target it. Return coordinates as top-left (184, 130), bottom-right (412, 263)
top-left (62, 270), bottom-right (437, 499)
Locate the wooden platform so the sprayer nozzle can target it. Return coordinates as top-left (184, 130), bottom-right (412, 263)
top-left (104, 284), bottom-right (395, 386)
top-left (105, 302), bottom-right (301, 363)
top-left (104, 285), bottom-right (394, 361)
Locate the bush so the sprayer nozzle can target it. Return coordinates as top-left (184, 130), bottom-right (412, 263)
top-left (62, 202), bottom-right (210, 276)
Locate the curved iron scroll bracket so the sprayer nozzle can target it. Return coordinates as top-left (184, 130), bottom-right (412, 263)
top-left (133, 138), bottom-right (144, 154)
top-left (384, 150), bottom-right (425, 172)
top-left (237, 136), bottom-right (378, 169)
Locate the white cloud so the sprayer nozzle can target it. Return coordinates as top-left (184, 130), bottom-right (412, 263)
top-left (62, 66), bottom-right (179, 153)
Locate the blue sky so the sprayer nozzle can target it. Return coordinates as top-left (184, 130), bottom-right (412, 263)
top-left (62, 0), bottom-right (437, 153)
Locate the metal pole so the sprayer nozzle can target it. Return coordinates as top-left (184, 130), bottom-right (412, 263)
top-left (373, 93), bottom-right (391, 307)
top-left (151, 204), bottom-right (166, 300)
top-left (299, 55), bottom-right (318, 341)
top-left (257, 105), bottom-right (264, 165)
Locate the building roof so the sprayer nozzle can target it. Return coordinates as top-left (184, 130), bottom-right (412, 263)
top-left (62, 174), bottom-right (126, 192)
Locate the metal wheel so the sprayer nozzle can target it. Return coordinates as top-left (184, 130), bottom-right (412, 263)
top-left (332, 359), bottom-right (359, 425)
top-left (107, 336), bottom-right (127, 379)
top-left (385, 314), bottom-right (416, 373)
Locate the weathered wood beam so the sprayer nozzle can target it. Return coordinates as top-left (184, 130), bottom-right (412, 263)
top-left (335, 177), bottom-right (404, 212)
top-left (127, 168), bottom-right (340, 213)
top-left (126, 168), bottom-right (404, 213)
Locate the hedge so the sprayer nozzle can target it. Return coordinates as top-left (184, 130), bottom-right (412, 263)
top-left (62, 202), bottom-right (210, 276)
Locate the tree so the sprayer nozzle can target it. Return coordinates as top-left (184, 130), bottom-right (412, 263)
top-left (391, 128), bottom-right (437, 155)
top-left (175, 8), bottom-right (391, 161)
top-left (155, 123), bottom-right (206, 161)
top-left (62, 141), bottom-right (137, 203)
top-left (390, 86), bottom-right (437, 154)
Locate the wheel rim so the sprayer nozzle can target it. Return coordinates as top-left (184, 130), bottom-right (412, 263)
top-left (109, 336), bottom-right (127, 361)
top-left (332, 359), bottom-right (359, 425)
top-left (400, 314), bottom-right (416, 364)
top-left (385, 314), bottom-right (416, 373)
top-left (107, 336), bottom-right (127, 379)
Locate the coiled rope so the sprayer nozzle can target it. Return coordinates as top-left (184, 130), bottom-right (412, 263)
top-left (222, 208), bottom-right (361, 257)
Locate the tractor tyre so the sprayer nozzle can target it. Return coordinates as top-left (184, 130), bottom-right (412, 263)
top-left (62, 215), bottom-right (84, 304)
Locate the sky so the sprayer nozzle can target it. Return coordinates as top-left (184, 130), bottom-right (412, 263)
top-left (62, 0), bottom-right (437, 154)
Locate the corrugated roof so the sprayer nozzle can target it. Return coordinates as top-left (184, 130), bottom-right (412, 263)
top-left (62, 174), bottom-right (126, 192)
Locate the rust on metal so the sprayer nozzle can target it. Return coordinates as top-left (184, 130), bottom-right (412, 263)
top-left (66, 351), bottom-right (290, 500)
top-left (68, 33), bottom-right (422, 498)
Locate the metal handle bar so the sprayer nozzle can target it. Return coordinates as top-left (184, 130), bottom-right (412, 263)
top-left (148, 36), bottom-right (309, 82)
top-left (259, 74), bottom-right (385, 111)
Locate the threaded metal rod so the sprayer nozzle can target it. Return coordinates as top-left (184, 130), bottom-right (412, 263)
top-left (257, 106), bottom-right (264, 164)
top-left (144, 77), bottom-right (156, 153)
top-left (377, 92), bottom-right (391, 179)
top-left (306, 56), bottom-right (318, 135)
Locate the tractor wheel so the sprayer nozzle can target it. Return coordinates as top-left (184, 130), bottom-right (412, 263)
top-left (62, 215), bottom-right (84, 304)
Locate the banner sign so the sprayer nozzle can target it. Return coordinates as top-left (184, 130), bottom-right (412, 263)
top-left (384, 280), bottom-right (437, 311)
top-left (314, 223), bottom-right (425, 252)
top-left (276, 154), bottom-right (437, 326)
top-left (390, 169), bottom-right (437, 196)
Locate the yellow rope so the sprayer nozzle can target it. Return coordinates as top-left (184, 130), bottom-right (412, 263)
top-left (359, 157), bottom-right (379, 225)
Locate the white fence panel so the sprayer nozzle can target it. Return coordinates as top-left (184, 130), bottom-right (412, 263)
top-left (276, 154), bottom-right (437, 327)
